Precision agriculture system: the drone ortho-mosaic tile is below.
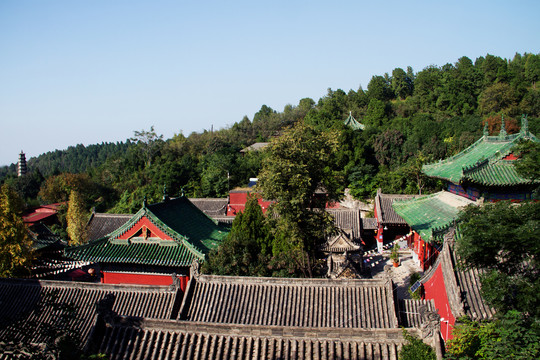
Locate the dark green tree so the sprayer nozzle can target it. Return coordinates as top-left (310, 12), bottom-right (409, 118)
top-left (392, 67), bottom-right (413, 99)
top-left (456, 201), bottom-right (540, 317)
top-left (202, 196), bottom-right (272, 276)
top-left (513, 140), bottom-right (540, 182)
top-left (257, 121), bottom-right (344, 277)
top-left (399, 329), bottom-right (436, 360)
top-left (367, 75), bottom-right (393, 101)
top-left (446, 312), bottom-right (540, 360)
top-left (525, 54), bottom-right (540, 89)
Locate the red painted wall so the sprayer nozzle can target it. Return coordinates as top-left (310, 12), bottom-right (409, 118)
top-left (227, 191), bottom-right (273, 216)
top-left (102, 271), bottom-right (189, 290)
top-left (412, 232), bottom-right (439, 271)
top-left (227, 190), bottom-right (341, 216)
top-left (423, 265), bottom-right (455, 341)
top-left (502, 153), bottom-right (518, 160)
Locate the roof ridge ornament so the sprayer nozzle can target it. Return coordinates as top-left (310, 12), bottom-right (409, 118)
top-left (163, 185), bottom-right (169, 201)
top-left (521, 114), bottom-right (529, 135)
top-left (483, 120), bottom-right (489, 137)
top-left (143, 195), bottom-right (147, 207)
top-left (499, 114), bottom-right (507, 139)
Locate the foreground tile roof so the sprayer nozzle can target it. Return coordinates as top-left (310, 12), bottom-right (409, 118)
top-left (398, 299), bottom-right (436, 328)
top-left (0, 279), bottom-right (178, 348)
top-left (392, 191), bottom-right (475, 242)
top-left (96, 319), bottom-right (412, 360)
top-left (178, 270), bottom-right (399, 329)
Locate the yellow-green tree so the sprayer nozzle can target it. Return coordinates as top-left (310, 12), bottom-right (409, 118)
top-left (66, 190), bottom-right (88, 246)
top-left (0, 184), bottom-right (33, 277)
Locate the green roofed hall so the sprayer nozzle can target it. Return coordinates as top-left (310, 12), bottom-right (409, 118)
top-left (66, 195), bottom-right (229, 268)
top-left (422, 115), bottom-right (538, 185)
top-left (392, 191), bottom-right (476, 242)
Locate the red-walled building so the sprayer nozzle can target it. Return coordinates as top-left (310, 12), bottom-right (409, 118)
top-left (392, 191), bottom-right (475, 271)
top-left (66, 195), bottom-right (229, 287)
top-left (420, 231), bottom-right (495, 341)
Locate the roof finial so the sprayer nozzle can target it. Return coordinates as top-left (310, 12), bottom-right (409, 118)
top-left (483, 120), bottom-right (489, 137)
top-left (163, 184), bottom-right (169, 201)
top-left (521, 114), bottom-right (529, 135)
top-left (181, 187), bottom-right (185, 197)
top-left (499, 114), bottom-right (507, 139)
top-left (143, 195), bottom-right (147, 207)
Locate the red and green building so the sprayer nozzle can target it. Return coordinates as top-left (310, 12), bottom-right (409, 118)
top-left (66, 195), bottom-right (228, 287)
top-left (392, 191), bottom-right (475, 270)
top-left (422, 115), bottom-right (538, 201)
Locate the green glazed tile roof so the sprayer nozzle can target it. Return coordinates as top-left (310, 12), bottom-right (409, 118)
top-left (422, 128), bottom-right (537, 185)
top-left (66, 239), bottom-right (201, 266)
top-left (343, 112), bottom-right (365, 131)
top-left (462, 159), bottom-right (538, 186)
top-left (66, 196), bottom-right (229, 266)
top-left (392, 191), bottom-right (475, 242)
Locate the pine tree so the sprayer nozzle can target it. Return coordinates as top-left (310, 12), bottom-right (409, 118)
top-left (0, 184), bottom-right (33, 277)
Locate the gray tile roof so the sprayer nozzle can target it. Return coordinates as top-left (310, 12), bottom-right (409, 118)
top-left (398, 299), bottom-right (436, 328)
top-left (328, 209), bottom-right (362, 240)
top-left (86, 213), bottom-right (132, 241)
top-left (96, 319), bottom-right (413, 360)
top-left (375, 192), bottom-right (421, 225)
top-left (362, 217), bottom-right (378, 230)
top-left (420, 233), bottom-right (495, 321)
top-left (178, 273), bottom-right (399, 329)
top-left (450, 246), bottom-right (495, 320)
top-left (0, 279), bottom-right (179, 348)
top-left (189, 198), bottom-right (228, 217)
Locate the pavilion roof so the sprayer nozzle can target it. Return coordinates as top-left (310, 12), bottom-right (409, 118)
top-left (66, 196), bottom-right (228, 266)
top-left (343, 112), bottom-right (365, 130)
top-left (422, 117), bottom-right (537, 185)
top-left (392, 191), bottom-right (475, 242)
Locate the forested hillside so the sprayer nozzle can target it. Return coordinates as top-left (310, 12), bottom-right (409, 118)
top-left (1, 53), bottom-right (539, 213)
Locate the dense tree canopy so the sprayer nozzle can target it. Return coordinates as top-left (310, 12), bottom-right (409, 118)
top-left (257, 121), bottom-right (344, 277)
top-left (0, 52), bottom-right (538, 215)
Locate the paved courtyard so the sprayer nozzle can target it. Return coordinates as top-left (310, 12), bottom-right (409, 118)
top-left (364, 248), bottom-right (423, 299)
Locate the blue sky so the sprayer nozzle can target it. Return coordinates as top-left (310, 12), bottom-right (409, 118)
top-left (1, 0), bottom-right (539, 166)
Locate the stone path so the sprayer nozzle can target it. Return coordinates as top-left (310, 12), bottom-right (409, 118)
top-left (367, 249), bottom-right (423, 299)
